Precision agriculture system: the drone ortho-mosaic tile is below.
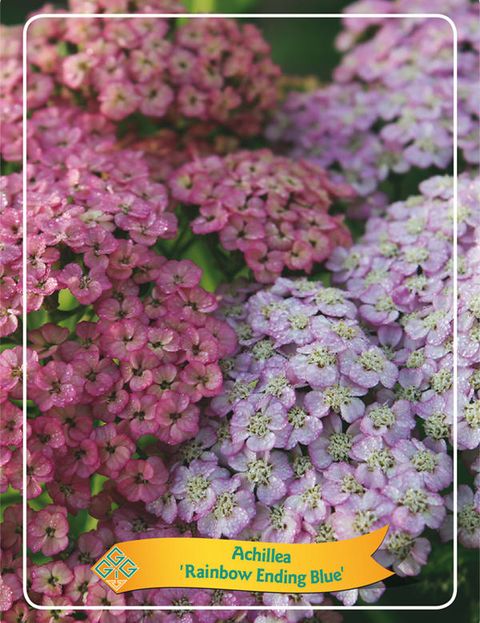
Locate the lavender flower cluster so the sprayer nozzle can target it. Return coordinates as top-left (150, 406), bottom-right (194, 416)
top-left (267, 0), bottom-right (479, 213)
top-left (201, 274), bottom-right (446, 588)
top-left (327, 173), bottom-right (480, 547)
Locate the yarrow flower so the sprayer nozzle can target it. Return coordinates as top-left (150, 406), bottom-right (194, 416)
top-left (0, 24), bottom-right (23, 162)
top-left (2, 127), bottom-right (475, 623)
top-left (328, 172), bottom-right (480, 552)
top-left (328, 173), bottom-right (480, 454)
top-left (22, 250), bottom-right (236, 454)
top-left (169, 149), bottom-right (354, 283)
top-left (132, 274), bottom-right (453, 607)
top-left (0, 103), bottom-right (181, 338)
top-left (1, 250), bottom-right (237, 614)
top-left (267, 1), bottom-right (479, 214)
top-left (0, 5), bottom-right (280, 164)
top-left (0, 93), bottom-right (240, 615)
top-left (1, 0), bottom-right (478, 617)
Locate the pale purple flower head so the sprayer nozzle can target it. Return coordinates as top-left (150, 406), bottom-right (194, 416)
top-left (267, 2), bottom-right (479, 214)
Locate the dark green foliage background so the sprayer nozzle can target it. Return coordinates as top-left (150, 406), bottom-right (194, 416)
top-left (0, 0), bottom-right (478, 620)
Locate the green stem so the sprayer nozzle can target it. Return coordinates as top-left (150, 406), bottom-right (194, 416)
top-left (171, 225), bottom-right (194, 258)
top-left (177, 236), bottom-right (197, 258)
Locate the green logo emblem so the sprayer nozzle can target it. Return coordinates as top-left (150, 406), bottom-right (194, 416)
top-left (93, 546), bottom-right (139, 592)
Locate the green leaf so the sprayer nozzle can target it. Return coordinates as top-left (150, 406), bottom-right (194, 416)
top-left (183, 0), bottom-right (214, 11)
top-left (137, 435), bottom-right (160, 452)
top-left (0, 159), bottom-right (22, 175)
top-left (27, 310), bottom-right (49, 330)
top-left (28, 489), bottom-right (53, 511)
top-left (29, 551), bottom-right (52, 565)
top-left (310, 270), bottom-right (331, 287)
top-left (183, 239), bottom-right (226, 292)
top-left (69, 509), bottom-right (98, 537)
top-left (91, 474), bottom-right (108, 496)
top-left (58, 308), bottom-right (93, 332)
top-left (57, 41), bottom-right (70, 57)
top-left (0, 343), bottom-right (16, 353)
top-left (222, 0), bottom-right (257, 12)
top-left (183, 0), bottom-right (257, 13)
top-left (0, 487), bottom-right (22, 520)
top-left (58, 289), bottom-right (80, 311)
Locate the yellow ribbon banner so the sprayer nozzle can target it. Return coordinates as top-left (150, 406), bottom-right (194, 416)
top-left (92, 525), bottom-right (393, 594)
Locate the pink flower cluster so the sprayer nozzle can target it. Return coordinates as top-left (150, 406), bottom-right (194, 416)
top-left (0, 24), bottom-right (23, 162)
top-left (1, 1), bottom-right (180, 163)
top-left (0, 173), bottom-right (22, 338)
top-left (2, 1), bottom-right (280, 163)
top-left (267, 0), bottom-right (479, 213)
top-left (0, 93), bottom-right (247, 617)
top-left (1, 261), bottom-right (239, 614)
top-left (0, 250), bottom-right (237, 492)
top-left (123, 127), bottom-right (240, 184)
top-left (29, 8), bottom-right (278, 129)
top-left (0, 104), bottom-right (178, 338)
top-left (169, 149), bottom-right (354, 283)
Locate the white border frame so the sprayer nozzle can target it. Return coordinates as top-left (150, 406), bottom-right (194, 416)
top-left (21, 11), bottom-right (458, 612)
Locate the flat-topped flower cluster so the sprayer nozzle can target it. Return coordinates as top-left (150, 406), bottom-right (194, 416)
top-left (1, 0), bottom-right (280, 163)
top-left (197, 275), bottom-right (451, 590)
top-left (267, 0), bottom-right (479, 214)
top-left (328, 174), bottom-right (480, 460)
top-left (169, 150), bottom-right (353, 283)
top-left (0, 105), bottom-right (177, 340)
top-left (327, 173), bottom-right (480, 551)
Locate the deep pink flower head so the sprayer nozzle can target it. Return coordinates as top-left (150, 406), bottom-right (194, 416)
top-left (3, 10), bottom-right (280, 151)
top-left (156, 394), bottom-right (200, 445)
top-left (29, 361), bottom-right (82, 412)
top-left (116, 456), bottom-right (168, 503)
top-left (0, 174), bottom-right (23, 337)
top-left (1, 103), bottom-right (180, 327)
top-left (28, 506), bottom-right (69, 556)
top-left (31, 561), bottom-right (73, 597)
top-left (169, 150), bottom-right (353, 283)
top-left (0, 27), bottom-right (24, 162)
